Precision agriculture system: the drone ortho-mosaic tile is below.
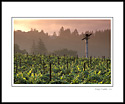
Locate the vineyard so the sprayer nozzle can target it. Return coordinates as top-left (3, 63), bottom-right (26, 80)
top-left (14, 53), bottom-right (111, 84)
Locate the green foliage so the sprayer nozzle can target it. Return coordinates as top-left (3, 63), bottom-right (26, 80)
top-left (14, 53), bottom-right (111, 84)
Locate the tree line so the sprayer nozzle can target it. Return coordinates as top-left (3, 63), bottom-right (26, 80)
top-left (14, 27), bottom-right (111, 57)
top-left (14, 37), bottom-right (78, 56)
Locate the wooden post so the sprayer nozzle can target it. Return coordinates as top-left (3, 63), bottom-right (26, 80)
top-left (107, 59), bottom-right (110, 69)
top-left (74, 57), bottom-right (75, 62)
top-left (67, 60), bottom-right (68, 69)
top-left (64, 56), bottom-right (65, 63)
top-left (64, 54), bottom-right (65, 57)
top-left (50, 62), bottom-right (51, 81)
top-left (41, 71), bottom-right (42, 74)
top-left (104, 56), bottom-right (105, 61)
top-left (27, 52), bottom-right (28, 57)
top-left (40, 57), bottom-right (41, 64)
top-left (58, 56), bottom-right (60, 65)
top-left (102, 56), bottom-right (103, 61)
top-left (19, 58), bottom-right (21, 68)
top-left (43, 61), bottom-right (45, 74)
top-left (76, 55), bottom-right (79, 64)
top-left (16, 56), bottom-right (17, 73)
top-left (77, 55), bottom-right (78, 59)
top-left (90, 56), bottom-right (92, 65)
top-left (107, 60), bottom-right (108, 69)
top-left (27, 54), bottom-right (29, 60)
top-left (34, 54), bottom-right (36, 61)
top-left (58, 56), bottom-right (59, 65)
top-left (84, 62), bottom-right (86, 71)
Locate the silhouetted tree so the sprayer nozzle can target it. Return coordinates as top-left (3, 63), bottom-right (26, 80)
top-left (45, 33), bottom-right (48, 36)
top-left (37, 38), bottom-right (47, 54)
top-left (14, 44), bottom-right (20, 53)
top-left (72, 29), bottom-right (79, 36)
top-left (30, 28), bottom-right (33, 31)
top-left (59, 27), bottom-right (71, 37)
top-left (40, 30), bottom-right (45, 34)
top-left (59, 26), bottom-right (64, 36)
top-left (31, 40), bottom-right (37, 54)
top-left (53, 32), bottom-right (57, 36)
top-left (64, 28), bottom-right (71, 36)
top-left (14, 44), bottom-right (27, 54)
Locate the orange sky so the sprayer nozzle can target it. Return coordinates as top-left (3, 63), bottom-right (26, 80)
top-left (14, 18), bottom-right (111, 35)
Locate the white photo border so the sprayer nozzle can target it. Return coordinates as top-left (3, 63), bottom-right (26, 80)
top-left (11, 17), bottom-right (113, 87)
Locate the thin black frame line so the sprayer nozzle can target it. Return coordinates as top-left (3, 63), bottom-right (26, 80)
top-left (11, 17), bottom-right (113, 87)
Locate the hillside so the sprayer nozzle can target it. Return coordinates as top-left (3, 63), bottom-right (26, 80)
top-left (14, 29), bottom-right (111, 58)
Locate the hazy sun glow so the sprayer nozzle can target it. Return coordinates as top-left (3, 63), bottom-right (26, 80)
top-left (14, 18), bottom-right (111, 35)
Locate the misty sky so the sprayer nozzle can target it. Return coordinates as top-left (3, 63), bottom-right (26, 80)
top-left (14, 19), bottom-right (111, 35)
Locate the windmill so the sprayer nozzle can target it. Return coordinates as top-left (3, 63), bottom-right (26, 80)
top-left (82, 33), bottom-right (92, 58)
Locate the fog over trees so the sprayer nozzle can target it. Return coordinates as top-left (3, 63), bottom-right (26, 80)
top-left (14, 27), bottom-right (111, 57)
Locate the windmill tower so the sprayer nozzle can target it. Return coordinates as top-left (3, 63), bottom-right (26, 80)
top-left (82, 33), bottom-right (92, 58)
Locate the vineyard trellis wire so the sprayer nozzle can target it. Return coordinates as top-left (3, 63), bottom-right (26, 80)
top-left (14, 53), bottom-right (111, 84)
